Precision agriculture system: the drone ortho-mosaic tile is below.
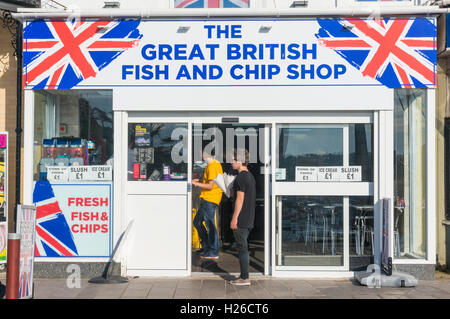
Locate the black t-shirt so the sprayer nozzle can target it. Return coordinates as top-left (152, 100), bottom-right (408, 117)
top-left (233, 170), bottom-right (256, 229)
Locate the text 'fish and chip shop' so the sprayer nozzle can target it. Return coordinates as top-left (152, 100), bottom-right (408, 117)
top-left (121, 24), bottom-right (347, 81)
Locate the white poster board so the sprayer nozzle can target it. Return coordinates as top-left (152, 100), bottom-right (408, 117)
top-left (17, 204), bottom-right (37, 299)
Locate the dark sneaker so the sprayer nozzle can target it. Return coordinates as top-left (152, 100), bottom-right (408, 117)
top-left (230, 278), bottom-right (251, 286)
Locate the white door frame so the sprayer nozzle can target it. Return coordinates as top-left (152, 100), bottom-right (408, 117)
top-left (270, 114), bottom-right (376, 276)
top-left (124, 113), bottom-right (192, 276)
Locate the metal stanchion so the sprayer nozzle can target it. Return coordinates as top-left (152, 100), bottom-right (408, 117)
top-left (89, 221), bottom-right (134, 284)
top-left (6, 233), bottom-right (20, 299)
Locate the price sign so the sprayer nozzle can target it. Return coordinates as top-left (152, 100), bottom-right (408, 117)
top-left (68, 166), bottom-right (89, 181)
top-left (317, 167), bottom-right (340, 182)
top-left (68, 166), bottom-right (112, 181)
top-left (339, 166), bottom-right (362, 182)
top-left (88, 166), bottom-right (113, 181)
top-left (295, 167), bottom-right (318, 182)
top-left (47, 166), bottom-right (69, 183)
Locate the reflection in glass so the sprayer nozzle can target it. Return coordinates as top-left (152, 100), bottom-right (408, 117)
top-left (128, 123), bottom-right (188, 181)
top-left (349, 196), bottom-right (374, 271)
top-left (349, 124), bottom-right (374, 182)
top-left (277, 125), bottom-right (343, 181)
top-left (276, 196), bottom-right (343, 266)
top-left (394, 89), bottom-right (427, 259)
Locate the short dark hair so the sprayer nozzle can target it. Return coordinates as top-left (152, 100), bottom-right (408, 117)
top-left (234, 148), bottom-right (249, 167)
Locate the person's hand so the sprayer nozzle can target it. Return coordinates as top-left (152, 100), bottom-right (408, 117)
top-left (192, 178), bottom-right (199, 186)
top-left (230, 218), bottom-right (238, 230)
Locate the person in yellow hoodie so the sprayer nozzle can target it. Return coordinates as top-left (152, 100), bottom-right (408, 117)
top-left (192, 150), bottom-right (223, 260)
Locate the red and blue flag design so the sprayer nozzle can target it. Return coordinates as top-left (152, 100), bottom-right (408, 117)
top-left (18, 207), bottom-right (35, 299)
top-left (175, 0), bottom-right (249, 8)
top-left (33, 181), bottom-right (78, 257)
top-left (19, 256), bottom-right (33, 298)
top-left (23, 19), bottom-right (143, 89)
top-left (315, 18), bottom-right (436, 88)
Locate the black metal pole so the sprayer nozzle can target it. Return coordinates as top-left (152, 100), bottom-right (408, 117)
top-left (14, 20), bottom-right (23, 229)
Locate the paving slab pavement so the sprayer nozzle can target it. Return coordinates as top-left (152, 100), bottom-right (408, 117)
top-left (1, 272), bottom-right (450, 299)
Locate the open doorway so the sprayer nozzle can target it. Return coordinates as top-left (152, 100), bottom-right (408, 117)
top-left (191, 123), bottom-right (265, 275)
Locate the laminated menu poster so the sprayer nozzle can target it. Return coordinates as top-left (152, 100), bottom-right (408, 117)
top-left (32, 181), bottom-right (112, 257)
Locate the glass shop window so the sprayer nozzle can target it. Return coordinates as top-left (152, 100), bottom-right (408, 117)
top-left (276, 195), bottom-right (344, 267)
top-left (127, 123), bottom-right (188, 181)
top-left (394, 89), bottom-right (427, 260)
top-left (276, 124), bottom-right (373, 182)
top-left (33, 90), bottom-right (113, 182)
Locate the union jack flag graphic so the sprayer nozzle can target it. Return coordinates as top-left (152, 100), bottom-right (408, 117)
top-left (18, 206), bottom-right (36, 299)
top-left (175, 0), bottom-right (249, 8)
top-left (315, 18), bottom-right (436, 88)
top-left (33, 181), bottom-right (78, 257)
top-left (23, 19), bottom-right (143, 89)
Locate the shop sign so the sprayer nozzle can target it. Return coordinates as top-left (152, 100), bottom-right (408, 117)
top-left (23, 18), bottom-right (436, 89)
top-left (47, 166), bottom-right (112, 182)
top-left (17, 205), bottom-right (37, 299)
top-left (33, 181), bottom-right (112, 257)
top-left (295, 166), bottom-right (362, 182)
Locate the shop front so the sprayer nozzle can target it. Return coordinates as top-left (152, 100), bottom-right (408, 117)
top-left (19, 15), bottom-right (437, 278)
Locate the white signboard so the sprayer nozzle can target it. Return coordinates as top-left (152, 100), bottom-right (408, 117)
top-left (69, 166), bottom-right (113, 182)
top-left (17, 205), bottom-right (37, 299)
top-left (47, 166), bottom-right (69, 183)
top-left (317, 167), bottom-right (340, 182)
top-left (339, 166), bottom-right (362, 182)
top-left (48, 166), bottom-right (112, 182)
top-left (296, 166), bottom-right (362, 182)
top-left (68, 166), bottom-right (89, 181)
top-left (87, 166), bottom-right (113, 181)
top-left (23, 18), bottom-right (437, 90)
top-left (295, 167), bottom-right (318, 182)
top-left (33, 182), bottom-right (112, 258)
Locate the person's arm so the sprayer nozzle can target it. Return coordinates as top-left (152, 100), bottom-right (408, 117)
top-left (231, 190), bottom-right (244, 230)
top-left (192, 179), bottom-right (214, 190)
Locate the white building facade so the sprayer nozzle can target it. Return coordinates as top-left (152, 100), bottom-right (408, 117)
top-left (13, 0), bottom-right (442, 279)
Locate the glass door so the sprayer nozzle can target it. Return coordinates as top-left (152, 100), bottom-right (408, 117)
top-left (272, 121), bottom-right (375, 272)
top-left (190, 122), bottom-right (269, 275)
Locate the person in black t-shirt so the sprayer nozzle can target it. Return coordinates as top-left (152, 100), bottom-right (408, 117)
top-left (229, 148), bottom-right (256, 286)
